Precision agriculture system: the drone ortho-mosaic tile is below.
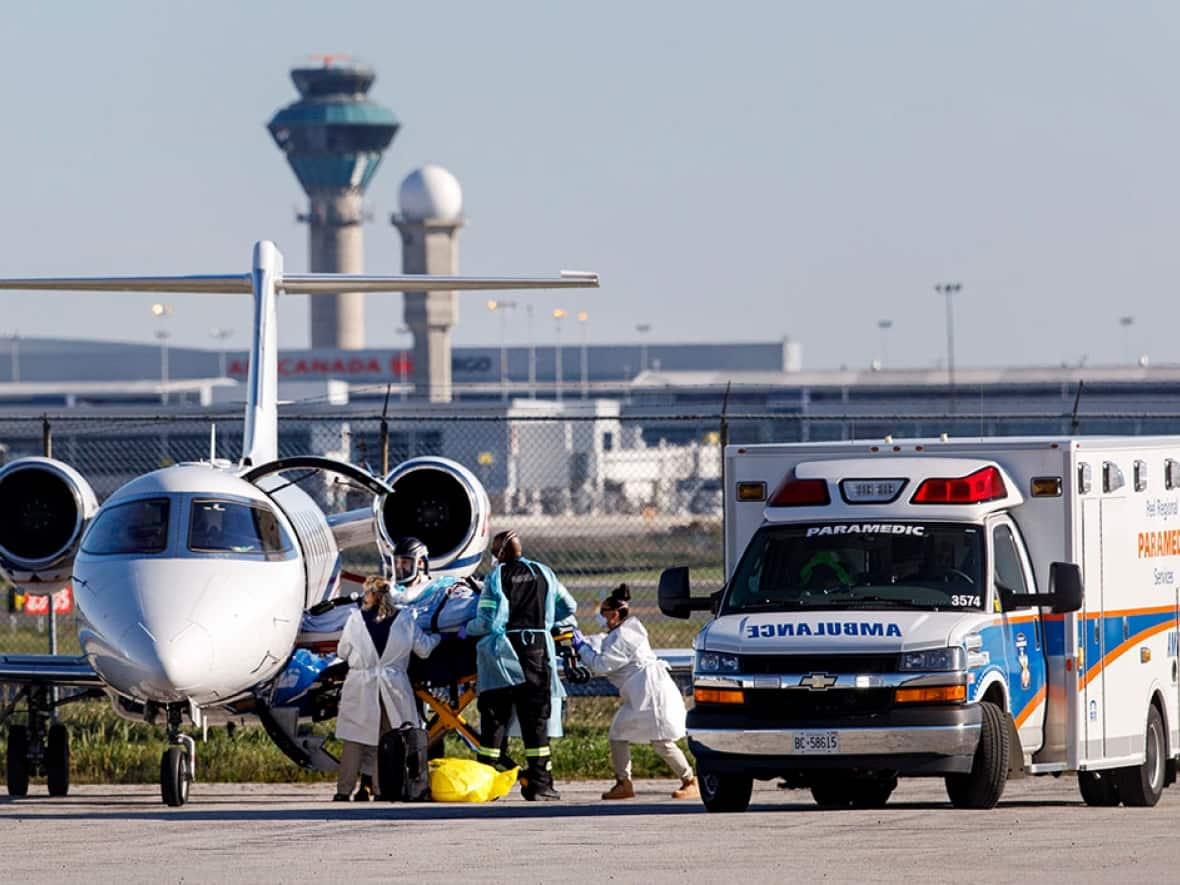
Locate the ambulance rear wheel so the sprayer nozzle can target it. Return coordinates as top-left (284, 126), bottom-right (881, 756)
top-left (698, 767), bottom-right (752, 813)
top-left (5, 725), bottom-right (29, 798)
top-left (1115, 705), bottom-right (1165, 807)
top-left (1077, 770), bottom-right (1119, 806)
top-left (946, 701), bottom-right (1008, 809)
top-left (46, 723), bottom-right (70, 797)
top-left (849, 773), bottom-right (896, 808)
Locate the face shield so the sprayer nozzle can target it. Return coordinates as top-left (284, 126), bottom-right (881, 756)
top-left (395, 555), bottom-right (420, 584)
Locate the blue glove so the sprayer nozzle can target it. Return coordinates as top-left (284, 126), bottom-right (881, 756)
top-left (457, 625), bottom-right (468, 640)
top-left (571, 627), bottom-right (586, 650)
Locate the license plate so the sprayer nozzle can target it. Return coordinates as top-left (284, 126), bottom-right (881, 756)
top-left (793, 731), bottom-right (839, 754)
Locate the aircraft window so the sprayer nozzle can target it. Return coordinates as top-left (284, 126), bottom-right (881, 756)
top-left (188, 500), bottom-right (293, 556)
top-left (82, 499), bottom-right (170, 555)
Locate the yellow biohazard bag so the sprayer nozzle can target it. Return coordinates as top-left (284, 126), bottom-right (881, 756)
top-left (428, 758), bottom-right (518, 803)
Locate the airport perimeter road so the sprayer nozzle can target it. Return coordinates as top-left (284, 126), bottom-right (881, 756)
top-left (2, 777), bottom-right (1179, 884)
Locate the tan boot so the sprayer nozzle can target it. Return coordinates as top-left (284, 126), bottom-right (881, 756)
top-left (602, 778), bottom-right (636, 800)
top-left (672, 776), bottom-right (699, 800)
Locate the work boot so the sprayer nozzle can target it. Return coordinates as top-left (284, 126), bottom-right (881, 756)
top-left (331, 793), bottom-right (350, 802)
top-left (522, 784), bottom-right (562, 801)
top-left (672, 776), bottom-right (700, 800)
top-left (602, 778), bottom-right (636, 800)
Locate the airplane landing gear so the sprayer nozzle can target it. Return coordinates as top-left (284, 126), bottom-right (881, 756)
top-left (4, 685), bottom-right (70, 798)
top-left (160, 705), bottom-right (194, 807)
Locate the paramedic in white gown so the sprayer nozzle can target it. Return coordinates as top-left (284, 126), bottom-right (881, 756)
top-left (334, 576), bottom-right (441, 800)
top-left (574, 584), bottom-right (698, 800)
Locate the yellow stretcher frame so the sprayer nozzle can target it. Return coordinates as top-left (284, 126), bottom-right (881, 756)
top-left (415, 675), bottom-right (480, 752)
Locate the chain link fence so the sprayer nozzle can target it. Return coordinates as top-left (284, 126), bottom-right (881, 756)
top-left (3, 405), bottom-right (1179, 731)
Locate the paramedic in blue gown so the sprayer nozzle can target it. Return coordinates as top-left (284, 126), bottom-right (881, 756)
top-left (466, 529), bottom-right (577, 801)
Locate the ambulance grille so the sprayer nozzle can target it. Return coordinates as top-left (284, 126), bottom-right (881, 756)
top-left (737, 654), bottom-right (898, 675)
top-left (741, 688), bottom-right (895, 720)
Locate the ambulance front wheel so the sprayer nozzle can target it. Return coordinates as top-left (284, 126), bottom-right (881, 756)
top-left (1115, 704), bottom-right (1165, 807)
top-left (945, 701), bottom-right (1008, 809)
top-left (698, 767), bottom-right (753, 813)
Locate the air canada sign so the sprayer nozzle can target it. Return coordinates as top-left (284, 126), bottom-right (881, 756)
top-left (229, 353), bottom-right (412, 380)
top-left (228, 352), bottom-right (495, 381)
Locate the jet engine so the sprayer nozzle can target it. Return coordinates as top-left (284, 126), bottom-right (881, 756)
top-left (377, 457), bottom-right (490, 579)
top-left (0, 457), bottom-right (98, 594)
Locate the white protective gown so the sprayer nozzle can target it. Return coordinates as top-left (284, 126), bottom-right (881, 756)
top-left (578, 617), bottom-right (687, 742)
top-left (335, 608), bottom-right (441, 745)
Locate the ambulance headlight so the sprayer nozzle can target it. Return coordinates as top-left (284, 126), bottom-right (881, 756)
top-left (899, 648), bottom-right (965, 671)
top-left (697, 652), bottom-right (741, 674)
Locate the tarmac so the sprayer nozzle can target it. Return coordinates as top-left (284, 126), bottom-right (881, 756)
top-left (2, 776), bottom-right (1179, 883)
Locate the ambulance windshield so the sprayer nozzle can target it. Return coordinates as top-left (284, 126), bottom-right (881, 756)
top-left (724, 522), bottom-right (985, 613)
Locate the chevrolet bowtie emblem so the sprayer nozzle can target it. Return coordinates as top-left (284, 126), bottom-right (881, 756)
top-left (799, 672), bottom-right (838, 691)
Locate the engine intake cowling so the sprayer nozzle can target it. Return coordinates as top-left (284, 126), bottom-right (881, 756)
top-left (0, 457), bottom-right (98, 594)
top-left (377, 457), bottom-right (490, 579)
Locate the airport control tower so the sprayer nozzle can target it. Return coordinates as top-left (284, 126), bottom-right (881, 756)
top-left (268, 59), bottom-right (399, 349)
top-left (392, 165), bottom-right (466, 403)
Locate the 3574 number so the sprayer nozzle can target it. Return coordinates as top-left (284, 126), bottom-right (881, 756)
top-left (950, 594), bottom-right (982, 607)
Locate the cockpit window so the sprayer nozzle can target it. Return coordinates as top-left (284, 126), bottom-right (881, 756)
top-left (188, 500), bottom-right (293, 556)
top-left (82, 499), bottom-right (170, 555)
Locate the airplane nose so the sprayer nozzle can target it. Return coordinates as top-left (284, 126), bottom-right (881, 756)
top-left (156, 622), bottom-right (214, 694)
top-left (104, 620), bottom-right (213, 702)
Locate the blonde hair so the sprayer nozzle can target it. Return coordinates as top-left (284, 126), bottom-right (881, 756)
top-left (362, 575), bottom-right (397, 621)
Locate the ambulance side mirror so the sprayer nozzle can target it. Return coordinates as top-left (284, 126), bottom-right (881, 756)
top-left (658, 567), bottom-right (717, 619)
top-left (1047, 561), bottom-right (1083, 614)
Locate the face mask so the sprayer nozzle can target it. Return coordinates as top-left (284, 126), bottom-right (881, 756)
top-left (596, 613), bottom-right (609, 629)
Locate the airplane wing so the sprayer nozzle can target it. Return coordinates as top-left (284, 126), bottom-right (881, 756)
top-left (0, 271), bottom-right (599, 294)
top-left (0, 654), bottom-right (104, 687)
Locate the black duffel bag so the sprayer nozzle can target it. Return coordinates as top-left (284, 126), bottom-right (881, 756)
top-left (378, 723), bottom-right (432, 802)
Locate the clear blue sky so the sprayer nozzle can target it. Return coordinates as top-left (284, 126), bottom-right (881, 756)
top-left (0, 1), bottom-right (1176, 369)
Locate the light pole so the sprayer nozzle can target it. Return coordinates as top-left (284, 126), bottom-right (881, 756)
top-left (1118, 315), bottom-right (1134, 364)
top-left (526, 304), bottom-right (536, 400)
top-left (877, 319), bottom-right (893, 369)
top-left (577, 311), bottom-right (589, 398)
top-left (487, 299), bottom-right (517, 402)
top-left (151, 303), bottom-right (173, 404)
top-left (636, 323), bottom-right (652, 373)
top-left (934, 283), bottom-right (961, 408)
top-left (209, 327), bottom-right (232, 378)
top-left (553, 308), bottom-right (567, 403)
top-left (396, 325), bottom-right (411, 402)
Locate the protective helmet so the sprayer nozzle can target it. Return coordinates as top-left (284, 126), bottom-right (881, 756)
top-left (394, 536), bottom-right (429, 583)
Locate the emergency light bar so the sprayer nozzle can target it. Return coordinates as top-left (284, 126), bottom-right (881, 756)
top-left (910, 466), bottom-right (1006, 505)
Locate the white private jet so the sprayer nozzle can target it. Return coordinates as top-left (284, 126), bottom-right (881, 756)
top-left (0, 241), bottom-right (597, 805)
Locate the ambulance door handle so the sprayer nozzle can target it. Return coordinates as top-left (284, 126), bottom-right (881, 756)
top-left (1122, 617), bottom-right (1129, 641)
top-left (1094, 621), bottom-right (1101, 646)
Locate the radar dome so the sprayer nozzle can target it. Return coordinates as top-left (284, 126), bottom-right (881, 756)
top-left (398, 165), bottom-right (463, 222)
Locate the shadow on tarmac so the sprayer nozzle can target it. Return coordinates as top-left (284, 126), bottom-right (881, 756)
top-left (0, 794), bottom-right (1084, 821)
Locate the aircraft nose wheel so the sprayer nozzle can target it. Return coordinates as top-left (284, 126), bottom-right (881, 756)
top-left (160, 706), bottom-right (194, 807)
top-left (160, 746), bottom-right (192, 807)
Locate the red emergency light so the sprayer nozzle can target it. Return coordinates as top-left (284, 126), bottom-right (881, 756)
top-left (911, 466), bottom-right (1007, 505)
top-left (768, 475), bottom-right (831, 507)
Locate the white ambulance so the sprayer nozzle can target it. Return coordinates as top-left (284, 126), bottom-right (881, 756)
top-left (659, 437), bottom-right (1180, 811)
